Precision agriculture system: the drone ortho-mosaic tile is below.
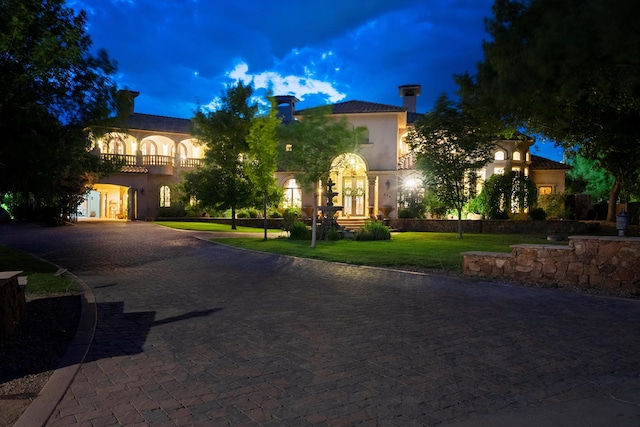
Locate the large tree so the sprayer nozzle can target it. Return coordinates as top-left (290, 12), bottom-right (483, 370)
top-left (184, 82), bottom-right (260, 229)
top-left (0, 0), bottom-right (119, 221)
top-left (245, 95), bottom-right (282, 239)
top-left (277, 106), bottom-right (366, 247)
top-left (457, 0), bottom-right (640, 221)
top-left (407, 94), bottom-right (496, 239)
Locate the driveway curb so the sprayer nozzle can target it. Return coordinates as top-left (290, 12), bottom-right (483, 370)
top-left (15, 271), bottom-right (97, 427)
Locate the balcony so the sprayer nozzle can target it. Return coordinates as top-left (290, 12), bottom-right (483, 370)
top-left (101, 153), bottom-right (203, 175)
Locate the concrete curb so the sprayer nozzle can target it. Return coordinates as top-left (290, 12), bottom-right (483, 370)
top-left (15, 271), bottom-right (97, 427)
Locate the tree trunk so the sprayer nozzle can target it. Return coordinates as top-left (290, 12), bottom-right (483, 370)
top-left (311, 205), bottom-right (317, 248)
top-left (457, 208), bottom-right (463, 239)
top-left (263, 192), bottom-right (267, 240)
top-left (231, 205), bottom-right (237, 230)
top-left (606, 178), bottom-right (621, 222)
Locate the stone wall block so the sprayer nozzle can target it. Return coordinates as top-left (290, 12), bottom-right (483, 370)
top-left (462, 236), bottom-right (639, 295)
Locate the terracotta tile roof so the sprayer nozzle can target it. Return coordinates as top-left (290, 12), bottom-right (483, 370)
top-left (120, 165), bottom-right (149, 173)
top-left (127, 113), bottom-right (192, 134)
top-left (530, 154), bottom-right (572, 170)
top-left (298, 100), bottom-right (406, 115)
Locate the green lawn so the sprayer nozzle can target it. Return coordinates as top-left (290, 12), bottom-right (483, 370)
top-left (154, 221), bottom-right (567, 273)
top-left (154, 221), bottom-right (278, 233)
top-left (0, 246), bottom-right (75, 294)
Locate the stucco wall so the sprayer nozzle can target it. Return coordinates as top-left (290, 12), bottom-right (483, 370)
top-left (463, 236), bottom-right (640, 295)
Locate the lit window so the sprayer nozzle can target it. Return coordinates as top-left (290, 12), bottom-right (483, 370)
top-left (494, 167), bottom-right (505, 175)
top-left (538, 186), bottom-right (552, 195)
top-left (283, 179), bottom-right (302, 209)
top-left (159, 185), bottom-right (171, 207)
top-left (513, 151), bottom-right (521, 161)
top-left (495, 151), bottom-right (505, 161)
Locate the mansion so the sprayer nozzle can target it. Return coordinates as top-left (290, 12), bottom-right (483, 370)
top-left (83, 85), bottom-right (570, 221)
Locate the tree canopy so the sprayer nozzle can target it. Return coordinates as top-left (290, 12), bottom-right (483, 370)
top-left (456, 0), bottom-right (640, 221)
top-left (245, 95), bottom-right (282, 238)
top-left (0, 0), bottom-right (119, 221)
top-left (184, 82), bottom-right (271, 229)
top-left (407, 93), bottom-right (496, 238)
top-left (277, 106), bottom-right (366, 246)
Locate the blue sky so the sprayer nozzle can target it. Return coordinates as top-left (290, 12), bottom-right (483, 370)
top-left (70, 0), bottom-right (564, 161)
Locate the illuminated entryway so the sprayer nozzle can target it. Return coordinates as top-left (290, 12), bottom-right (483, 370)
top-left (78, 184), bottom-right (130, 220)
top-left (331, 153), bottom-right (368, 217)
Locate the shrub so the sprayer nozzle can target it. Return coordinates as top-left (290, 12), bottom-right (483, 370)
top-left (398, 208), bottom-right (415, 218)
top-left (269, 210), bottom-right (282, 218)
top-left (288, 220), bottom-right (311, 240)
top-left (529, 207), bottom-right (547, 220)
top-left (538, 193), bottom-right (569, 219)
top-left (355, 220), bottom-right (391, 241)
top-left (237, 210), bottom-right (249, 218)
top-left (156, 205), bottom-right (187, 218)
top-left (327, 227), bottom-right (341, 241)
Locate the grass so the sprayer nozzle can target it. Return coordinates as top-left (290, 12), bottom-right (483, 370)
top-left (154, 222), bottom-right (567, 273)
top-left (153, 221), bottom-right (278, 233)
top-left (0, 246), bottom-right (75, 294)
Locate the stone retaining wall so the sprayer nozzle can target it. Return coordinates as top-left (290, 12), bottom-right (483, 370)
top-left (0, 271), bottom-right (26, 340)
top-left (463, 236), bottom-right (640, 295)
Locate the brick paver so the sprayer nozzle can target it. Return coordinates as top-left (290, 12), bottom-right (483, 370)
top-left (1, 221), bottom-right (639, 426)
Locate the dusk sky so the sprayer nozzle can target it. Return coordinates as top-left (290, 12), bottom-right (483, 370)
top-left (70, 0), bottom-right (564, 161)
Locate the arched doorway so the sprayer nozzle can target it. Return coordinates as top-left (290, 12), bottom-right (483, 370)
top-left (331, 153), bottom-right (368, 218)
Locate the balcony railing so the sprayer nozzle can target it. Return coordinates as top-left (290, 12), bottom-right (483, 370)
top-left (142, 154), bottom-right (174, 166)
top-left (100, 153), bottom-right (203, 172)
top-left (101, 153), bottom-right (137, 166)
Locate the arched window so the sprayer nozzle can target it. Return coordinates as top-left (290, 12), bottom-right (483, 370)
top-left (141, 141), bottom-right (157, 155)
top-left (159, 185), bottom-right (171, 208)
top-left (105, 138), bottom-right (125, 154)
top-left (513, 151), bottom-right (522, 161)
top-left (494, 150), bottom-right (506, 161)
top-left (283, 179), bottom-right (302, 209)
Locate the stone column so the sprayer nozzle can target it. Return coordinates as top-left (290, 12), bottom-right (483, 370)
top-left (367, 175), bottom-right (378, 219)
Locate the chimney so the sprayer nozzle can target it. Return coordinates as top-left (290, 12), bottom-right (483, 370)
top-left (117, 89), bottom-right (140, 117)
top-left (274, 95), bottom-right (299, 123)
top-left (398, 84), bottom-right (421, 113)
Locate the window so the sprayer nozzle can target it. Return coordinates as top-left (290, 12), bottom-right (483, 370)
top-left (538, 186), bottom-right (553, 195)
top-left (513, 151), bottom-right (521, 161)
top-left (283, 179), bottom-right (302, 209)
top-left (141, 141), bottom-right (157, 156)
top-left (494, 167), bottom-right (505, 175)
top-left (494, 150), bottom-right (506, 161)
top-left (159, 185), bottom-right (171, 207)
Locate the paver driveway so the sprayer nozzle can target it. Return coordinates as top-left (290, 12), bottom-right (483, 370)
top-left (1, 221), bottom-right (639, 426)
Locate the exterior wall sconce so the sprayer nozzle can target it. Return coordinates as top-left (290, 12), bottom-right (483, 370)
top-left (385, 180), bottom-right (390, 190)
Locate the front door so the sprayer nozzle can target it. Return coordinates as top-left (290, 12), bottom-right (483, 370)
top-left (343, 177), bottom-right (366, 217)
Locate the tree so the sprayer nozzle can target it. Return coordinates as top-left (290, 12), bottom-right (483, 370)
top-left (457, 0), bottom-right (640, 221)
top-left (406, 94), bottom-right (496, 238)
top-left (245, 95), bottom-right (282, 239)
top-left (277, 106), bottom-right (366, 247)
top-left (479, 171), bottom-right (537, 219)
top-left (184, 82), bottom-right (260, 229)
top-left (565, 153), bottom-right (614, 203)
top-left (0, 0), bottom-right (119, 221)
